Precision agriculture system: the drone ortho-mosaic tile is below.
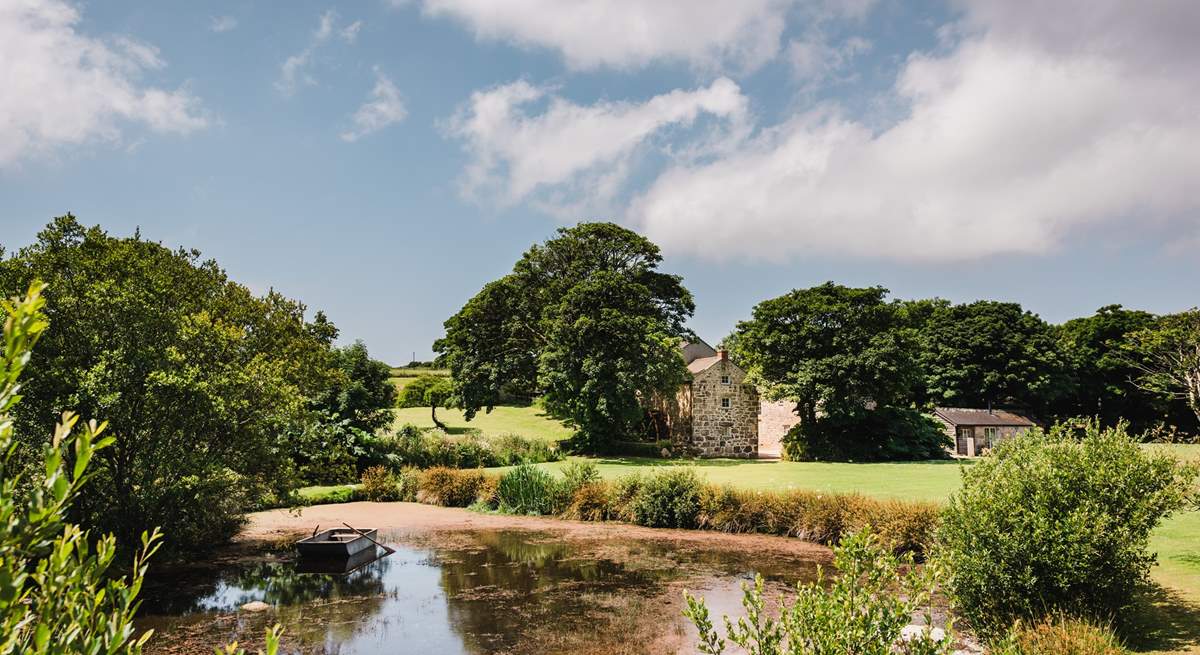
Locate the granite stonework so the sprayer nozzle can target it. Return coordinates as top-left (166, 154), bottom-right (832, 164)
top-left (757, 399), bottom-right (800, 457)
top-left (673, 355), bottom-right (760, 458)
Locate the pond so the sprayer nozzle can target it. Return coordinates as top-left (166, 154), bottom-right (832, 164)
top-left (139, 528), bottom-right (826, 654)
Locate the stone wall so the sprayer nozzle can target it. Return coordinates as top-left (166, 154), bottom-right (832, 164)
top-left (757, 400), bottom-right (799, 457)
top-left (682, 359), bottom-right (759, 458)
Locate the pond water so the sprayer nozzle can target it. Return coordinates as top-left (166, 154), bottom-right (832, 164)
top-left (139, 528), bottom-right (825, 655)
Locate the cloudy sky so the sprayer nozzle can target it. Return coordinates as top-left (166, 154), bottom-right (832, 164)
top-left (2, 0), bottom-right (1198, 362)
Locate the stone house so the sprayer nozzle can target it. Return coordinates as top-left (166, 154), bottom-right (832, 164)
top-left (664, 340), bottom-right (762, 458)
top-left (933, 407), bottom-right (1035, 457)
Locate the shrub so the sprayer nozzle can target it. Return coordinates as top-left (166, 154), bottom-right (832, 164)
top-left (359, 465), bottom-right (401, 502)
top-left (683, 528), bottom-right (951, 655)
top-left (935, 422), bottom-right (1199, 639)
top-left (417, 467), bottom-right (490, 507)
top-left (396, 466), bottom-right (420, 502)
top-left (387, 426), bottom-right (559, 469)
top-left (631, 468), bottom-right (703, 529)
top-left (496, 464), bottom-right (558, 515)
top-left (991, 617), bottom-right (1126, 655)
top-left (492, 433), bottom-right (561, 466)
top-left (563, 482), bottom-right (612, 521)
top-left (783, 407), bottom-right (950, 462)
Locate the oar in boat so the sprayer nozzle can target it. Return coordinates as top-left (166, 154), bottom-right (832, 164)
top-left (342, 522), bottom-right (395, 555)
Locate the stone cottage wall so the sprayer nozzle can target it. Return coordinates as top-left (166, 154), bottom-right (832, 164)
top-left (685, 360), bottom-right (759, 458)
top-left (757, 400), bottom-right (799, 457)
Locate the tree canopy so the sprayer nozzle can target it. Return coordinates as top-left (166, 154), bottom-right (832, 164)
top-left (318, 340), bottom-right (397, 434)
top-left (0, 216), bottom-right (340, 555)
top-left (435, 222), bottom-right (692, 451)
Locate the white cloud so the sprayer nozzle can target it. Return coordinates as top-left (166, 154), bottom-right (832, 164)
top-left (276, 10), bottom-right (361, 95)
top-left (409, 0), bottom-right (795, 71)
top-left (787, 35), bottom-right (871, 88)
top-left (0, 0), bottom-right (207, 168)
top-left (447, 77), bottom-right (748, 214)
top-left (629, 0), bottom-right (1200, 262)
top-left (210, 15), bottom-right (237, 33)
top-left (340, 71), bottom-right (407, 142)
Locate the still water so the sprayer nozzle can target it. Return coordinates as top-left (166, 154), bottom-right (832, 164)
top-left (140, 529), bottom-right (823, 654)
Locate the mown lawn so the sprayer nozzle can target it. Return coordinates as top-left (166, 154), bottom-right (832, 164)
top-left (391, 404), bottom-right (571, 442)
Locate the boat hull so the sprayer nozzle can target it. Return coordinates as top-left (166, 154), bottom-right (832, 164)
top-left (296, 528), bottom-right (379, 558)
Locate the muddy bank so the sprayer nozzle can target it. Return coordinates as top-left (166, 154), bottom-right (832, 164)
top-left (243, 501), bottom-right (832, 560)
top-left (139, 503), bottom-right (834, 654)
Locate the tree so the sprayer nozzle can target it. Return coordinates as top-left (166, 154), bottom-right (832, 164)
top-left (319, 340), bottom-right (397, 434)
top-left (435, 223), bottom-right (693, 451)
top-left (1125, 310), bottom-right (1200, 426)
top-left (914, 300), bottom-right (1068, 417)
top-left (1056, 305), bottom-right (1161, 430)
top-left (728, 283), bottom-right (919, 427)
top-left (0, 216), bottom-right (338, 556)
top-left (398, 375), bottom-right (456, 430)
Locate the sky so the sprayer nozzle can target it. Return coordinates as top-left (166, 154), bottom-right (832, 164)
top-left (2, 0), bottom-right (1198, 364)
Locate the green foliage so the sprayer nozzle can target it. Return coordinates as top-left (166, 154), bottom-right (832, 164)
top-left (0, 216), bottom-right (339, 556)
top-left (912, 299), bottom-right (1069, 415)
top-left (214, 626), bottom-right (284, 655)
top-left (1124, 309), bottom-right (1200, 426)
top-left (990, 617), bottom-right (1127, 655)
top-left (1056, 305), bottom-right (1162, 431)
top-left (935, 422), bottom-right (1199, 638)
top-left (387, 426), bottom-right (560, 469)
top-left (682, 529), bottom-right (951, 655)
top-left (782, 407), bottom-right (950, 462)
top-left (317, 340), bottom-right (397, 434)
top-left (496, 463), bottom-right (557, 515)
top-left (436, 222), bottom-right (693, 451)
top-left (630, 468), bottom-right (703, 528)
top-left (358, 465), bottom-right (401, 502)
top-left (729, 283), bottom-right (920, 426)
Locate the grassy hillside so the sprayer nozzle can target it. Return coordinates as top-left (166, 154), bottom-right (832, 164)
top-left (388, 366), bottom-right (450, 392)
top-left (392, 404), bottom-right (571, 442)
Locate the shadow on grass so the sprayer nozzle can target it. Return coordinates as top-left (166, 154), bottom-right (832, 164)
top-left (1122, 582), bottom-right (1200, 653)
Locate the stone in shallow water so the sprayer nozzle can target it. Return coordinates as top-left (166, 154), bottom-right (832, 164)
top-left (240, 601), bottom-right (271, 612)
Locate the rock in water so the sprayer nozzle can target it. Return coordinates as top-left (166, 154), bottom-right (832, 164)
top-left (241, 601), bottom-right (271, 612)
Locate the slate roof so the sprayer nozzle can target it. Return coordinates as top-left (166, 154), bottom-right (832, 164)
top-left (687, 355), bottom-right (722, 374)
top-left (933, 407), bottom-right (1035, 427)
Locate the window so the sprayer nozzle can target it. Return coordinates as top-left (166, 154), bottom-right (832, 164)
top-left (720, 374), bottom-right (731, 385)
top-left (983, 426), bottom-right (999, 449)
top-left (721, 398), bottom-right (731, 408)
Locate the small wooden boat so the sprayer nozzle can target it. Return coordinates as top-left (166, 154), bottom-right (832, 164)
top-left (296, 547), bottom-right (385, 575)
top-left (296, 528), bottom-right (379, 558)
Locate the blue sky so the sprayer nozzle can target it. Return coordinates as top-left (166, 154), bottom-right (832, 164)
top-left (2, 0), bottom-right (1198, 364)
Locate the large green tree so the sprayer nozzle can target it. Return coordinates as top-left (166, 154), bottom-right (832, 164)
top-left (435, 222), bottom-right (692, 451)
top-left (1056, 305), bottom-right (1160, 429)
top-left (728, 283), bottom-right (920, 427)
top-left (318, 340), bottom-right (397, 434)
top-left (0, 216), bottom-right (338, 555)
top-left (1125, 309), bottom-right (1200, 427)
top-left (913, 300), bottom-right (1068, 417)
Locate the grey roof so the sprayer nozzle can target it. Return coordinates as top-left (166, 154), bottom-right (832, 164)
top-left (933, 407), bottom-right (1035, 427)
top-left (680, 339), bottom-right (717, 365)
top-left (687, 355), bottom-right (722, 374)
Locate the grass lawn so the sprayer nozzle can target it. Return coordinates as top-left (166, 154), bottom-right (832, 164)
top-left (388, 367), bottom-right (449, 392)
top-left (391, 404), bottom-right (571, 442)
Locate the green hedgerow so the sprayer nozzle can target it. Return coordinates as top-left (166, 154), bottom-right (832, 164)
top-left (935, 421), bottom-right (1199, 639)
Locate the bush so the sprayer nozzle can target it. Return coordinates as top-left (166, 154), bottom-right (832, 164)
top-left (683, 528), bottom-right (951, 655)
top-left (417, 467), bottom-right (491, 507)
top-left (562, 482), bottom-right (612, 521)
top-left (387, 425), bottom-right (560, 469)
top-left (783, 407), bottom-right (951, 462)
top-left (496, 464), bottom-right (558, 514)
top-left (359, 465), bottom-right (401, 502)
top-left (992, 617), bottom-right (1126, 655)
top-left (396, 466), bottom-right (420, 502)
top-left (935, 422), bottom-right (1199, 639)
top-left (492, 433), bottom-right (560, 466)
top-left (631, 468), bottom-right (703, 529)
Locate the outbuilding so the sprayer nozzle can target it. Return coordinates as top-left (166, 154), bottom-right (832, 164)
top-left (933, 407), bottom-right (1035, 457)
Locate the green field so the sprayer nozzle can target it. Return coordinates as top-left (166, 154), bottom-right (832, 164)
top-left (391, 404), bottom-right (572, 442)
top-left (387, 367), bottom-right (450, 392)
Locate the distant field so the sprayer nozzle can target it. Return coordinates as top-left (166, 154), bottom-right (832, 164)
top-left (388, 367), bottom-right (449, 392)
top-left (392, 404), bottom-right (571, 442)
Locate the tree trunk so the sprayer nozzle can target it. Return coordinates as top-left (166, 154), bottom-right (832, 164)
top-left (431, 404), bottom-right (447, 431)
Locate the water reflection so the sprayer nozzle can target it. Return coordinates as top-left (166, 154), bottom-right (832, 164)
top-left (140, 529), bottom-right (821, 654)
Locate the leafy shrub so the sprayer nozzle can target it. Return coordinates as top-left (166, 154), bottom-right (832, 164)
top-left (359, 465), bottom-right (401, 502)
top-left (417, 467), bottom-right (490, 507)
top-left (683, 528), bottom-right (951, 655)
top-left (492, 433), bottom-right (560, 466)
top-left (497, 464), bottom-right (558, 514)
top-left (935, 422), bottom-right (1199, 639)
top-left (396, 466), bottom-right (420, 501)
top-left (562, 482), bottom-right (613, 521)
top-left (991, 617), bottom-right (1126, 655)
top-left (387, 426), bottom-right (559, 469)
top-left (631, 468), bottom-right (703, 528)
top-left (784, 407), bottom-right (951, 462)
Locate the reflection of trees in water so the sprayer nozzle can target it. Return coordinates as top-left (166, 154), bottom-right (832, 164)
top-left (436, 531), bottom-right (656, 653)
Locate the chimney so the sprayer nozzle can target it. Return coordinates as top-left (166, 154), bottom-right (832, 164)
top-left (717, 348), bottom-right (728, 361)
